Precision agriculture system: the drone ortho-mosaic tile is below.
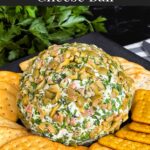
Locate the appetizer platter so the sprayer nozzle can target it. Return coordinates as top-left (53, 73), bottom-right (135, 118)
top-left (0, 32), bottom-right (150, 150)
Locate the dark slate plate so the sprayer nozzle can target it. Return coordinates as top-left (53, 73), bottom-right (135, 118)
top-left (0, 32), bottom-right (150, 72)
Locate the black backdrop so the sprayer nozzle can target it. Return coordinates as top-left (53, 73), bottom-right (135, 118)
top-left (91, 6), bottom-right (150, 45)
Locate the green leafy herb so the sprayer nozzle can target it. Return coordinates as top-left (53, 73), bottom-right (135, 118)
top-left (0, 6), bottom-right (107, 66)
top-left (34, 118), bottom-right (41, 125)
top-left (31, 82), bottom-right (37, 89)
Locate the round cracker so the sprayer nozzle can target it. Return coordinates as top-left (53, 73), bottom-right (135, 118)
top-left (0, 71), bottom-right (20, 89)
top-left (125, 67), bottom-right (150, 76)
top-left (0, 81), bottom-right (18, 98)
top-left (0, 116), bottom-right (25, 130)
top-left (113, 56), bottom-right (145, 70)
top-left (130, 72), bottom-right (150, 90)
top-left (122, 61), bottom-right (145, 70)
top-left (0, 135), bottom-right (88, 150)
top-left (114, 56), bottom-right (150, 90)
top-left (113, 56), bottom-right (129, 63)
top-left (0, 89), bottom-right (18, 122)
top-left (0, 126), bottom-right (29, 147)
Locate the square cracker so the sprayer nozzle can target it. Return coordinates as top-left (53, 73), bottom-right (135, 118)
top-left (99, 134), bottom-right (150, 150)
top-left (0, 89), bottom-right (18, 122)
top-left (89, 143), bottom-right (112, 150)
top-left (133, 90), bottom-right (150, 102)
top-left (132, 100), bottom-right (150, 124)
top-left (132, 90), bottom-right (150, 111)
top-left (116, 125), bottom-right (150, 145)
top-left (0, 135), bottom-right (88, 150)
top-left (129, 122), bottom-right (150, 134)
top-left (0, 126), bottom-right (29, 147)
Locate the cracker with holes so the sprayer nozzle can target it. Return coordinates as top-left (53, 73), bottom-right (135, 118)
top-left (0, 71), bottom-right (20, 89)
top-left (89, 143), bottom-right (112, 150)
top-left (131, 89), bottom-right (150, 111)
top-left (132, 100), bottom-right (150, 124)
top-left (116, 125), bottom-right (150, 145)
top-left (0, 135), bottom-right (88, 150)
top-left (98, 134), bottom-right (150, 150)
top-left (133, 89), bottom-right (150, 104)
top-left (129, 122), bottom-right (150, 134)
top-left (0, 116), bottom-right (25, 130)
top-left (0, 81), bottom-right (18, 98)
top-left (0, 90), bottom-right (18, 122)
top-left (0, 126), bottom-right (29, 147)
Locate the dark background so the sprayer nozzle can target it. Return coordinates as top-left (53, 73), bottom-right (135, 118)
top-left (91, 6), bottom-right (150, 46)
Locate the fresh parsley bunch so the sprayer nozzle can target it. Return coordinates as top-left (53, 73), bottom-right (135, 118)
top-left (0, 6), bottom-right (107, 66)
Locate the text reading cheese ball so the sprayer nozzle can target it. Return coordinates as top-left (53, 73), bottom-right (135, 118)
top-left (18, 43), bottom-right (134, 145)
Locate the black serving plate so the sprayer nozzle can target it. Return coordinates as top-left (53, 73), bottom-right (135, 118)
top-left (0, 32), bottom-right (150, 72)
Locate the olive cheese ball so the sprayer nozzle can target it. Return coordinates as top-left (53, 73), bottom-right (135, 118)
top-left (18, 43), bottom-right (134, 145)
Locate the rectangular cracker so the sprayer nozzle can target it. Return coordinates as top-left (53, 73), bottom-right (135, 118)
top-left (132, 90), bottom-right (150, 111)
top-left (99, 134), bottom-right (150, 150)
top-left (89, 143), bottom-right (112, 150)
top-left (129, 122), bottom-right (150, 134)
top-left (132, 100), bottom-right (150, 124)
top-left (116, 125), bottom-right (150, 145)
top-left (0, 135), bottom-right (88, 150)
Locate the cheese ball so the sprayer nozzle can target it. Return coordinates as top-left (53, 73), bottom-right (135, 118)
top-left (18, 43), bottom-right (134, 145)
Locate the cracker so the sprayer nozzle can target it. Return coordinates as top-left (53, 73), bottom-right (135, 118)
top-left (0, 126), bottom-right (29, 147)
top-left (0, 71), bottom-right (20, 88)
top-left (0, 90), bottom-right (18, 122)
top-left (19, 57), bottom-right (36, 71)
top-left (0, 81), bottom-right (18, 98)
top-left (113, 57), bottom-right (145, 70)
top-left (114, 56), bottom-right (150, 90)
top-left (132, 100), bottom-right (150, 124)
top-left (129, 122), bottom-right (150, 134)
top-left (125, 67), bottom-right (146, 75)
top-left (98, 134), bottom-right (150, 150)
top-left (89, 143), bottom-right (112, 150)
top-left (116, 125), bottom-right (150, 145)
top-left (129, 72), bottom-right (150, 90)
top-left (131, 89), bottom-right (150, 111)
top-left (133, 89), bottom-right (150, 104)
top-left (0, 116), bottom-right (25, 130)
top-left (0, 135), bottom-right (88, 150)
